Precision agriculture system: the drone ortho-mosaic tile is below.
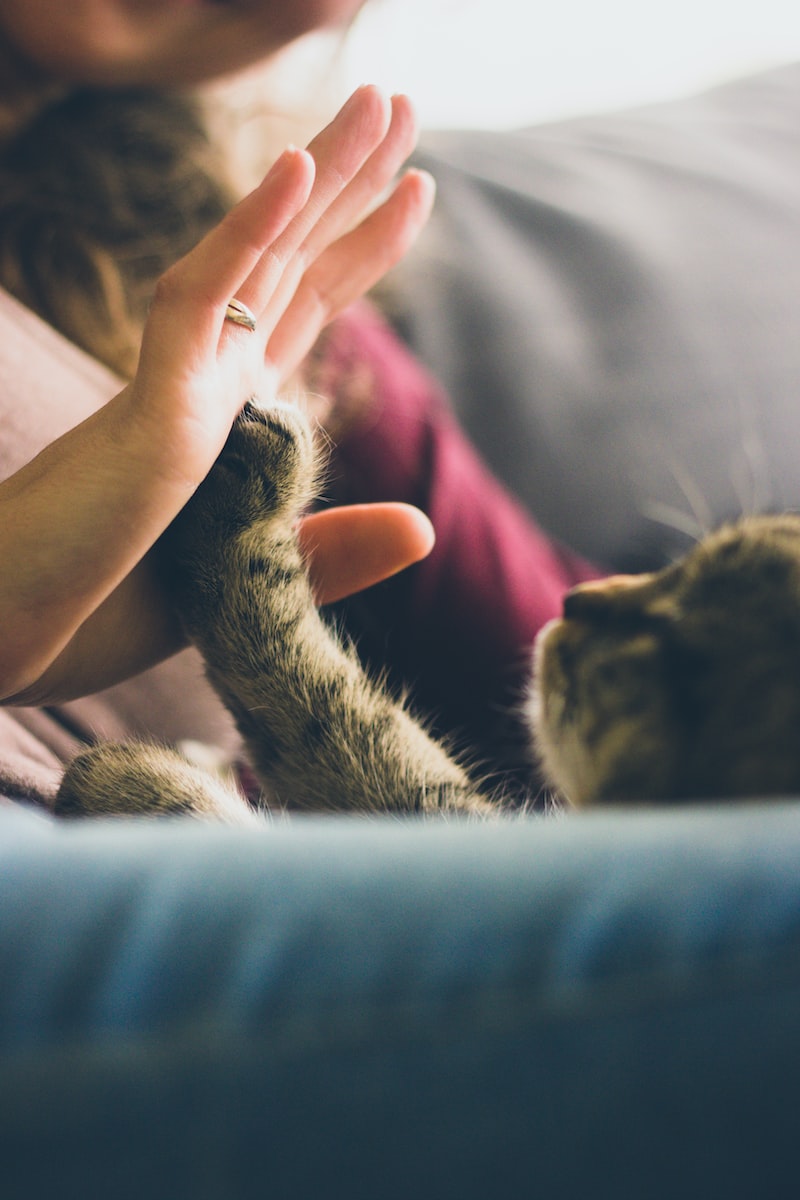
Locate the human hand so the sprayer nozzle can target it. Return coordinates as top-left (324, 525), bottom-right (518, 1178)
top-left (129, 85), bottom-right (433, 481)
top-left (0, 87), bottom-right (435, 703)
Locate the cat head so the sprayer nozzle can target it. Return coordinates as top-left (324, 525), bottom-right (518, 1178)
top-left (529, 514), bottom-right (800, 806)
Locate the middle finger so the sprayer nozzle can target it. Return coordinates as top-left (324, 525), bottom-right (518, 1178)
top-left (235, 86), bottom-right (392, 322)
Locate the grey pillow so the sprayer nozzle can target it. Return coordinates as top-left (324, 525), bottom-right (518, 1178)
top-left (388, 63), bottom-right (800, 570)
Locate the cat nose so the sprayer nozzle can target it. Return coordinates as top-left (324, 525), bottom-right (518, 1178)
top-left (562, 575), bottom-right (641, 619)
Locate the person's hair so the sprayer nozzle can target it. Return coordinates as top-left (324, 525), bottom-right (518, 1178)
top-left (0, 81), bottom-right (232, 377)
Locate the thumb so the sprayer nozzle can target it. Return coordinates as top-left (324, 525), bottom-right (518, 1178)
top-left (298, 503), bottom-right (435, 606)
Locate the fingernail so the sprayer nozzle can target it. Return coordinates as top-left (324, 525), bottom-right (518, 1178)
top-left (263, 144), bottom-right (313, 188)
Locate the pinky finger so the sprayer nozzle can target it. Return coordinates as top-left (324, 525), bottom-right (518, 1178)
top-left (265, 168), bottom-right (436, 382)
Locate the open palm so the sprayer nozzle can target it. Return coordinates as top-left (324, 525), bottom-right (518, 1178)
top-left (131, 86), bottom-right (434, 484)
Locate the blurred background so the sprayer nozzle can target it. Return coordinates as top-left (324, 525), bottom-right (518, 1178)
top-left (335, 0), bottom-right (800, 128)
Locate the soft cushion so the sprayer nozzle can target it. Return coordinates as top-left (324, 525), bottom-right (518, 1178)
top-left (389, 63), bottom-right (800, 570)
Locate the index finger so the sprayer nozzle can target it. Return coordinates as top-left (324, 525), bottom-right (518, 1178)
top-left (141, 145), bottom-right (316, 362)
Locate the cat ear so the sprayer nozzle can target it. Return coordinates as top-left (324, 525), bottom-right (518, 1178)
top-left (563, 574), bottom-right (643, 617)
top-left (562, 572), bottom-right (679, 623)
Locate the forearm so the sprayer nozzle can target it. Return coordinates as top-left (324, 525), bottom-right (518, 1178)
top-left (3, 555), bottom-right (186, 706)
top-left (0, 391), bottom-right (198, 702)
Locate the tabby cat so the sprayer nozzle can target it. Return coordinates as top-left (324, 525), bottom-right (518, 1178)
top-left (532, 512), bottom-right (800, 806)
top-left (54, 403), bottom-right (800, 820)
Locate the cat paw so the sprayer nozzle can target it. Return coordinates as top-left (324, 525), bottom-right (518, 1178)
top-left (161, 400), bottom-right (316, 582)
top-left (54, 741), bottom-right (261, 825)
top-left (220, 400), bottom-right (317, 525)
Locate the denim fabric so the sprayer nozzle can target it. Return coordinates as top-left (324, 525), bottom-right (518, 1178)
top-left (1, 803), bottom-right (799, 1198)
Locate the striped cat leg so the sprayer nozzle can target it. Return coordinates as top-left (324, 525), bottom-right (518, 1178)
top-left (163, 403), bottom-right (493, 817)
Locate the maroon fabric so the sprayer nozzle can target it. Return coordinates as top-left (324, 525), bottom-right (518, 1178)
top-left (322, 304), bottom-right (601, 788)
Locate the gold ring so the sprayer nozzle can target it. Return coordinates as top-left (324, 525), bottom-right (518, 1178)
top-left (224, 298), bottom-right (257, 331)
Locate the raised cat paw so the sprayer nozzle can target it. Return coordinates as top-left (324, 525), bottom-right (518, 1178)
top-left (180, 399), bottom-right (314, 542)
top-left (219, 399), bottom-right (316, 525)
top-left (159, 400), bottom-right (317, 617)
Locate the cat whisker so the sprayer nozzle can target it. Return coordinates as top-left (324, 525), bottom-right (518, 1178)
top-left (661, 453), bottom-right (715, 538)
top-left (640, 501), bottom-right (709, 546)
top-left (730, 382), bottom-right (774, 516)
